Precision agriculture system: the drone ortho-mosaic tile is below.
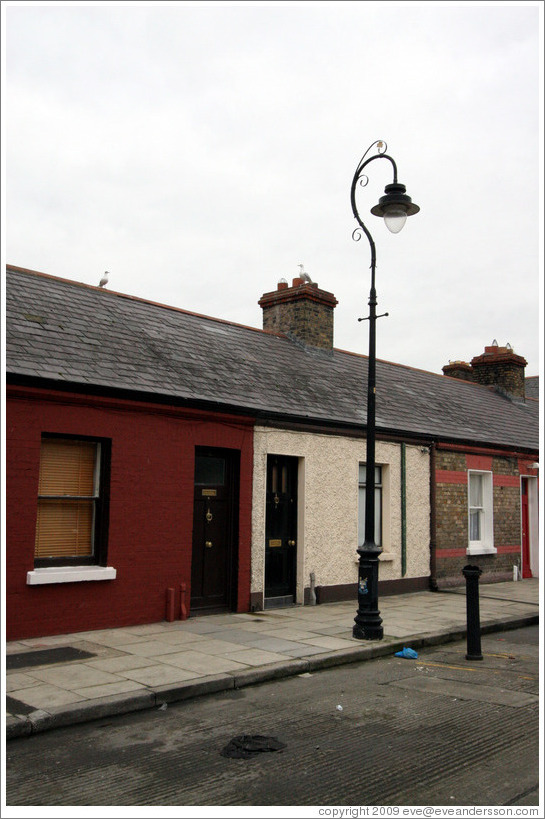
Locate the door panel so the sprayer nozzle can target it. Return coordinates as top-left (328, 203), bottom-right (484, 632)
top-left (191, 449), bottom-right (239, 612)
top-left (265, 455), bottom-right (298, 600)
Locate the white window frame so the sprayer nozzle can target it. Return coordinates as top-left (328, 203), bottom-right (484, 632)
top-left (467, 470), bottom-right (495, 555)
top-left (28, 434), bottom-right (115, 584)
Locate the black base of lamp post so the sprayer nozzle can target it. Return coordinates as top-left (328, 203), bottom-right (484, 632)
top-left (353, 550), bottom-right (383, 640)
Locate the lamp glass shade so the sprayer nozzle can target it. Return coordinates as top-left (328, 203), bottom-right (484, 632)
top-left (384, 206), bottom-right (408, 233)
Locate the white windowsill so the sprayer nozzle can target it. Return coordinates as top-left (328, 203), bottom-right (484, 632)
top-left (27, 566), bottom-right (117, 585)
top-left (466, 545), bottom-right (497, 556)
top-left (355, 552), bottom-right (393, 563)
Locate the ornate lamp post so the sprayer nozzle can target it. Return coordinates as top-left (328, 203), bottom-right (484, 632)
top-left (351, 140), bottom-right (420, 640)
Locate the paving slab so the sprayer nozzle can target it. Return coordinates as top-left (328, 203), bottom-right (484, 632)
top-left (117, 664), bottom-right (203, 687)
top-left (153, 650), bottom-right (251, 674)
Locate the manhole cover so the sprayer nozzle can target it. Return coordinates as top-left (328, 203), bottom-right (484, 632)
top-left (220, 734), bottom-right (286, 759)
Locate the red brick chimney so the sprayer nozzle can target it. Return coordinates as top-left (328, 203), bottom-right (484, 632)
top-left (470, 343), bottom-right (527, 398)
top-left (258, 277), bottom-right (338, 351)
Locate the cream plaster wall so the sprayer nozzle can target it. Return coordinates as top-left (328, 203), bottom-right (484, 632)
top-left (252, 427), bottom-right (430, 602)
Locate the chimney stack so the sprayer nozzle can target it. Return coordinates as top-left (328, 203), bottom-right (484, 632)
top-left (443, 341), bottom-right (527, 398)
top-left (470, 343), bottom-right (527, 398)
top-left (442, 360), bottom-right (475, 382)
top-left (258, 277), bottom-right (338, 351)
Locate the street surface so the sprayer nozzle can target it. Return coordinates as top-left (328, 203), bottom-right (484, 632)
top-left (5, 626), bottom-right (540, 809)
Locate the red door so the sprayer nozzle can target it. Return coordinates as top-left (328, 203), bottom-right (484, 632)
top-left (521, 478), bottom-right (532, 578)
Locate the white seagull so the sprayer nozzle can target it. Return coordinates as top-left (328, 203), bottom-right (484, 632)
top-left (99, 271), bottom-right (109, 287)
top-left (298, 263), bottom-right (312, 283)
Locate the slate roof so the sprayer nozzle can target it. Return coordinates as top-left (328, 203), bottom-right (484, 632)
top-left (6, 265), bottom-right (539, 452)
top-left (525, 376), bottom-right (539, 400)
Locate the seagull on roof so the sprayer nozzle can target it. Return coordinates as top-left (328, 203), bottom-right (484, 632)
top-left (99, 271), bottom-right (109, 287)
top-left (298, 263), bottom-right (312, 283)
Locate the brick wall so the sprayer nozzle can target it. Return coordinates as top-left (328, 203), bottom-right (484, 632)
top-left (6, 386), bottom-right (254, 640)
top-left (434, 447), bottom-right (532, 587)
top-left (472, 360), bottom-right (526, 397)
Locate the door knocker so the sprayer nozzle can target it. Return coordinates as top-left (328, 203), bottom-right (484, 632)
top-left (206, 507), bottom-right (213, 523)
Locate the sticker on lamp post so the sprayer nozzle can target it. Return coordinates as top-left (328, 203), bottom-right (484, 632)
top-left (359, 577), bottom-right (369, 595)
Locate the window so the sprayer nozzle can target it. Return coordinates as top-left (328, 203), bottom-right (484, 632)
top-left (34, 436), bottom-right (110, 567)
top-left (358, 465), bottom-right (382, 547)
top-left (468, 470), bottom-right (495, 554)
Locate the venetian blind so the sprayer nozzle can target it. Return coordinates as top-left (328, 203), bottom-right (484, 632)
top-left (35, 439), bottom-right (98, 559)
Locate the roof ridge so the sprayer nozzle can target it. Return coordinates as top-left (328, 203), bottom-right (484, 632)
top-left (5, 264), bottom-right (281, 340)
top-left (333, 345), bottom-right (499, 386)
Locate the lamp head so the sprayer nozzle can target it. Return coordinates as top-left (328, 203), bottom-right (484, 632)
top-left (370, 182), bottom-right (420, 233)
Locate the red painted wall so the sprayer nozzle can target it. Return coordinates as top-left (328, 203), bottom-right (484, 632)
top-left (6, 386), bottom-right (254, 640)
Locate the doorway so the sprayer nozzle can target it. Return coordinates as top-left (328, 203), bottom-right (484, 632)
top-left (265, 455), bottom-right (298, 606)
top-left (191, 448), bottom-right (239, 612)
top-left (521, 476), bottom-right (538, 579)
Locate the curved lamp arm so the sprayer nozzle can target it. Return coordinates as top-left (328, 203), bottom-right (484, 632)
top-left (350, 140), bottom-right (419, 274)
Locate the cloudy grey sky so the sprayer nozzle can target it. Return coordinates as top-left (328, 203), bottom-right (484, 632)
top-left (4, 1), bottom-right (543, 377)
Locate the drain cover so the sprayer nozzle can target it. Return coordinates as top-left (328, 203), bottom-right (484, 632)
top-left (220, 734), bottom-right (286, 759)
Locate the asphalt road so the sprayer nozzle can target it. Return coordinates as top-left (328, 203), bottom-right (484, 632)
top-left (4, 626), bottom-right (540, 810)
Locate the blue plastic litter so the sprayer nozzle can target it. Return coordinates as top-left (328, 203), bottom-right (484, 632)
top-left (395, 647), bottom-right (418, 659)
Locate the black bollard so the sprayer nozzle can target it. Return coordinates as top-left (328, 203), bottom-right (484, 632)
top-left (462, 564), bottom-right (483, 660)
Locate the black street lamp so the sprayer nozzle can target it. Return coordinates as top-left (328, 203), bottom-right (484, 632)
top-left (350, 140), bottom-right (420, 640)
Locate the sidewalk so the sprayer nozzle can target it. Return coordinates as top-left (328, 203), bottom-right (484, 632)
top-left (5, 579), bottom-right (540, 740)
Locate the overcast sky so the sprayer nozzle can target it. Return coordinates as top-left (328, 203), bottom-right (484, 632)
top-left (4, 1), bottom-right (543, 378)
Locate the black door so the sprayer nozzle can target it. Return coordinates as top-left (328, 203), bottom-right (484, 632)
top-left (265, 455), bottom-right (298, 602)
top-left (191, 448), bottom-right (239, 613)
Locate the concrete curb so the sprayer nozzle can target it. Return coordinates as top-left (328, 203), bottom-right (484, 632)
top-left (233, 658), bottom-right (310, 689)
top-left (6, 613), bottom-right (538, 741)
top-left (153, 673), bottom-right (234, 704)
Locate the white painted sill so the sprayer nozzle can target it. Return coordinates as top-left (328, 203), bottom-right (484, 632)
top-left (354, 552), bottom-right (394, 564)
top-left (27, 566), bottom-right (117, 585)
top-left (466, 545), bottom-right (497, 556)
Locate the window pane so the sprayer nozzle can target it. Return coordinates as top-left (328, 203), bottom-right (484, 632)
top-left (469, 509), bottom-right (481, 541)
top-left (358, 465), bottom-right (382, 486)
top-left (469, 474), bottom-right (483, 507)
top-left (195, 456), bottom-right (225, 486)
top-left (38, 439), bottom-right (97, 496)
top-left (358, 485), bottom-right (366, 544)
top-left (374, 487), bottom-right (381, 545)
top-left (35, 499), bottom-right (94, 558)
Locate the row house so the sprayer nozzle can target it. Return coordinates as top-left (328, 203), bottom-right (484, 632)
top-left (437, 346), bottom-right (539, 584)
top-left (5, 265), bottom-right (539, 640)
